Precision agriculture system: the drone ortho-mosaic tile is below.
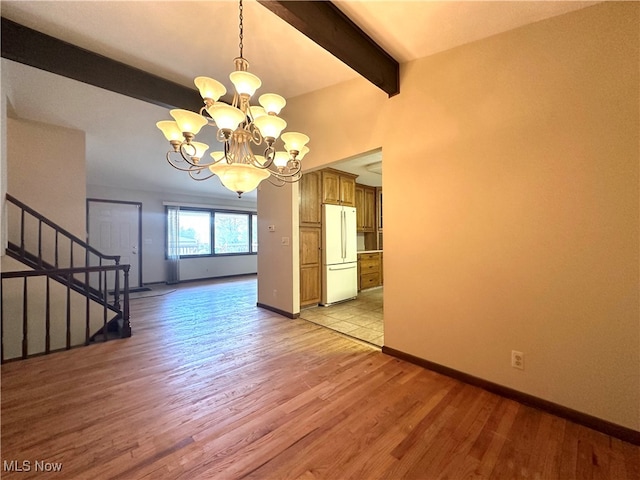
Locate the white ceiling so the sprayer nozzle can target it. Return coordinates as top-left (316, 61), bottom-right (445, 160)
top-left (1, 0), bottom-right (598, 199)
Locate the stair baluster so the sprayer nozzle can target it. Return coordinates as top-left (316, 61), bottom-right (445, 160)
top-left (22, 277), bottom-right (28, 358)
top-left (1, 194), bottom-right (132, 362)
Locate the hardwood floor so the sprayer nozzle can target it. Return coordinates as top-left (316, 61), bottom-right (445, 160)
top-left (2, 276), bottom-right (638, 479)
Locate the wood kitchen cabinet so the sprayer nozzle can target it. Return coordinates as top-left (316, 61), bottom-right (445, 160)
top-left (299, 171), bottom-right (323, 306)
top-left (322, 168), bottom-right (357, 206)
top-left (300, 227), bottom-right (321, 306)
top-left (364, 187), bottom-right (376, 231)
top-left (355, 184), bottom-right (376, 232)
top-left (358, 252), bottom-right (382, 291)
top-left (299, 170), bottom-right (322, 226)
top-left (355, 185), bottom-right (364, 229)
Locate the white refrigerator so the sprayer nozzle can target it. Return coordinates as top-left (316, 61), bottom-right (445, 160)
top-left (321, 204), bottom-right (358, 306)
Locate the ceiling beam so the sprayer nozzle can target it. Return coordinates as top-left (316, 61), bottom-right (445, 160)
top-left (1, 17), bottom-right (202, 111)
top-left (257, 1), bottom-right (399, 97)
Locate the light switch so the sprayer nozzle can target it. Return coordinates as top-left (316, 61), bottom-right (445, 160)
top-left (268, 225), bottom-right (276, 232)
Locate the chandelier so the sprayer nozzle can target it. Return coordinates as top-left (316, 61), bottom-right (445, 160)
top-left (156, 0), bottom-right (310, 198)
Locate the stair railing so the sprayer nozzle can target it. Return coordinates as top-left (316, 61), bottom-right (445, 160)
top-left (2, 194), bottom-right (132, 362)
top-left (0, 264), bottom-right (131, 363)
top-left (5, 194), bottom-right (125, 308)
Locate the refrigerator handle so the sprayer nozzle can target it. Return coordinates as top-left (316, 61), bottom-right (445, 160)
top-left (344, 210), bottom-right (348, 259)
top-left (328, 264), bottom-right (357, 271)
top-left (341, 210), bottom-right (346, 259)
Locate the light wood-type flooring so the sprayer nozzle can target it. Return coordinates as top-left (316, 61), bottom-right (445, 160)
top-left (2, 276), bottom-right (638, 479)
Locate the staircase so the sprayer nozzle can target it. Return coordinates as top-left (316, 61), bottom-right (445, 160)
top-left (1, 194), bottom-right (131, 363)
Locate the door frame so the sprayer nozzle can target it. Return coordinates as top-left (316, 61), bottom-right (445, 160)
top-left (86, 198), bottom-right (143, 288)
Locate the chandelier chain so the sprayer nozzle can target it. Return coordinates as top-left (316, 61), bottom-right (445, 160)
top-left (238, 0), bottom-right (244, 59)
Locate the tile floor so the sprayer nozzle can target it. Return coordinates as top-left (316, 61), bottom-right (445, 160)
top-left (299, 287), bottom-right (383, 347)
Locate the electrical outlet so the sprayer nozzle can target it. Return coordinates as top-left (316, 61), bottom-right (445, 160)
top-left (511, 350), bottom-right (524, 370)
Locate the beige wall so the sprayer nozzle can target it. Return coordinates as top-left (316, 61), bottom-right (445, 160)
top-left (257, 181), bottom-right (300, 315)
top-left (285, 2), bottom-right (639, 430)
top-left (7, 117), bottom-right (86, 239)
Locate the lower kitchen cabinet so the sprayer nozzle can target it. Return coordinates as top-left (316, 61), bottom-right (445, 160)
top-left (300, 265), bottom-right (321, 306)
top-left (357, 252), bottom-right (382, 291)
top-left (300, 227), bottom-right (321, 306)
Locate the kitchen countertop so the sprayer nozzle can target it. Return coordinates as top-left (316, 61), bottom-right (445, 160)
top-left (357, 250), bottom-right (383, 254)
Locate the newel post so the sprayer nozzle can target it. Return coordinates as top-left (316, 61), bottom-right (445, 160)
top-left (121, 265), bottom-right (131, 338)
top-left (113, 256), bottom-right (121, 310)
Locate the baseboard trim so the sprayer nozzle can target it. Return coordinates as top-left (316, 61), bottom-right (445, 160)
top-left (382, 346), bottom-right (640, 446)
top-left (174, 273), bottom-right (257, 285)
top-left (256, 303), bottom-right (299, 319)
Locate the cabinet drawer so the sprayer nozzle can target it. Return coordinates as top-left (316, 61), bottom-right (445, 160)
top-left (360, 272), bottom-right (380, 289)
top-left (358, 253), bottom-right (379, 261)
top-left (359, 259), bottom-right (380, 273)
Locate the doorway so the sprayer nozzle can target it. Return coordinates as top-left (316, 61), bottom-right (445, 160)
top-left (87, 199), bottom-right (142, 289)
top-left (299, 148), bottom-right (383, 346)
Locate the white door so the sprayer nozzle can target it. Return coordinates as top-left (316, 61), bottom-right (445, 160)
top-left (88, 200), bottom-right (141, 289)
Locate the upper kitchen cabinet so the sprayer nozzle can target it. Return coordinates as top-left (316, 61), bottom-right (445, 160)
top-left (322, 168), bottom-right (357, 206)
top-left (299, 170), bottom-right (322, 226)
top-left (355, 185), bottom-right (364, 229)
top-left (355, 184), bottom-right (376, 232)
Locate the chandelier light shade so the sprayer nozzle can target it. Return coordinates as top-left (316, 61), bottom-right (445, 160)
top-left (169, 109), bottom-right (208, 136)
top-left (250, 106), bottom-right (267, 119)
top-left (156, 121), bottom-right (182, 142)
top-left (212, 163), bottom-right (271, 195)
top-left (188, 142), bottom-right (210, 161)
top-left (297, 146), bottom-right (310, 160)
top-left (194, 77), bottom-right (226, 102)
top-left (281, 132), bottom-right (310, 152)
top-left (253, 115), bottom-right (287, 140)
top-left (229, 70), bottom-right (262, 97)
top-left (273, 151), bottom-right (290, 168)
top-left (156, 0), bottom-right (309, 197)
top-left (205, 104), bottom-right (245, 133)
top-left (259, 93), bottom-right (286, 114)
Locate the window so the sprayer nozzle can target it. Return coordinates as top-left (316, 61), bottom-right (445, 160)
top-left (178, 209), bottom-right (211, 255)
top-left (167, 207), bottom-right (257, 257)
top-left (214, 212), bottom-right (249, 254)
top-left (251, 214), bottom-right (258, 253)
